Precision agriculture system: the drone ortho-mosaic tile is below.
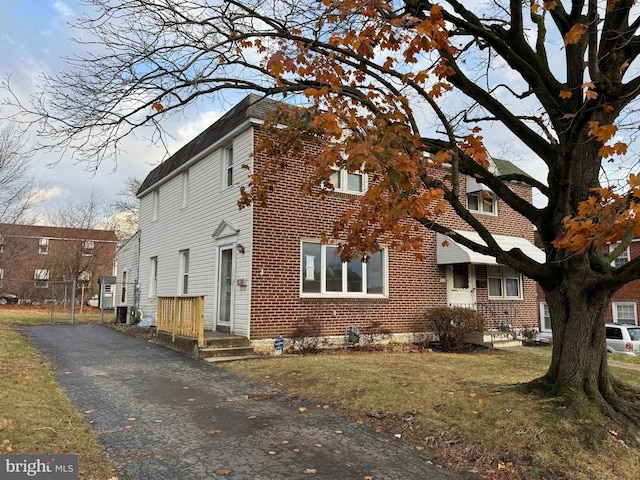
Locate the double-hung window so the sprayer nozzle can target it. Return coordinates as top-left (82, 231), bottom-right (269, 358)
top-left (487, 265), bottom-right (522, 299)
top-left (609, 243), bottom-right (630, 268)
top-left (223, 146), bottom-right (234, 188)
top-left (34, 269), bottom-right (49, 288)
top-left (301, 242), bottom-right (386, 296)
top-left (613, 302), bottom-right (637, 325)
top-left (39, 238), bottom-right (49, 255)
top-left (149, 257), bottom-right (158, 297)
top-left (82, 240), bottom-right (94, 256)
top-left (152, 190), bottom-right (160, 221)
top-left (181, 170), bottom-right (189, 208)
top-left (179, 250), bottom-right (189, 295)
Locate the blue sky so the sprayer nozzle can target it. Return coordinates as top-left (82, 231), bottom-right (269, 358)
top-left (0, 0), bottom-right (232, 223)
top-left (1, 0), bottom-right (552, 221)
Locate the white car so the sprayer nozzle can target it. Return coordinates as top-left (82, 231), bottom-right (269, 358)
top-left (605, 323), bottom-right (640, 356)
top-left (538, 323), bottom-right (640, 356)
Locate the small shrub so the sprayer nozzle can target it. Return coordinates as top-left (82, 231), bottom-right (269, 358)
top-left (287, 316), bottom-right (322, 353)
top-left (361, 320), bottom-right (393, 344)
top-left (427, 307), bottom-right (485, 351)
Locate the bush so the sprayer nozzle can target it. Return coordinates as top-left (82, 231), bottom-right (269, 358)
top-left (427, 307), bottom-right (485, 351)
top-left (287, 316), bottom-right (322, 353)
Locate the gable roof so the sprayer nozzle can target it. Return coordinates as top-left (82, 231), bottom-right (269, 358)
top-left (492, 158), bottom-right (531, 179)
top-left (137, 94), bottom-right (281, 196)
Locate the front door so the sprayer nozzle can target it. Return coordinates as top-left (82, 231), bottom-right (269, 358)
top-left (446, 264), bottom-right (476, 307)
top-left (217, 246), bottom-right (234, 332)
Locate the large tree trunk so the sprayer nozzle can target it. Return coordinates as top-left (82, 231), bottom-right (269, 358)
top-left (529, 263), bottom-right (640, 434)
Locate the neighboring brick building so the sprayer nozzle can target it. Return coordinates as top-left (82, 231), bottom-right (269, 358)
top-left (0, 224), bottom-right (118, 303)
top-left (538, 240), bottom-right (640, 335)
top-left (117, 94), bottom-right (544, 345)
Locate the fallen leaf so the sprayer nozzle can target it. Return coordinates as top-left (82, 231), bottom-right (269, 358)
top-left (215, 469), bottom-right (232, 475)
top-left (208, 429), bottom-right (222, 434)
top-left (364, 476), bottom-right (374, 480)
top-left (314, 443), bottom-right (322, 447)
top-left (281, 440), bottom-right (290, 444)
top-left (478, 397), bottom-right (486, 405)
top-left (335, 430), bottom-right (343, 434)
top-left (298, 407), bottom-right (307, 413)
top-left (469, 393), bottom-right (477, 398)
top-left (293, 448), bottom-right (301, 453)
top-left (187, 398), bottom-right (195, 402)
top-left (322, 405), bottom-right (330, 409)
top-left (84, 410), bottom-right (94, 414)
top-left (305, 468), bottom-right (317, 474)
top-left (248, 415), bottom-right (257, 419)
top-left (124, 426), bottom-right (133, 430)
top-left (268, 450), bottom-right (277, 455)
top-left (127, 417), bottom-right (136, 421)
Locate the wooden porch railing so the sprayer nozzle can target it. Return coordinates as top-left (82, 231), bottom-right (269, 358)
top-left (157, 296), bottom-right (205, 347)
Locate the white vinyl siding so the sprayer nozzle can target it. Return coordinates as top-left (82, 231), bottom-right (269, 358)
top-left (136, 128), bottom-right (253, 335)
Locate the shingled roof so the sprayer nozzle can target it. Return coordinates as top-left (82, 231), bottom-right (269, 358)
top-left (137, 94), bottom-right (281, 195)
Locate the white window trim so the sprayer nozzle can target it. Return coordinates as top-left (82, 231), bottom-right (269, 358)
top-left (39, 238), bottom-right (49, 255)
top-left (181, 170), bottom-right (189, 208)
top-left (487, 265), bottom-right (523, 300)
top-left (467, 191), bottom-right (498, 215)
top-left (539, 301), bottom-right (551, 331)
top-left (82, 240), bottom-right (95, 256)
top-left (179, 249), bottom-right (189, 295)
top-left (223, 146), bottom-right (234, 189)
top-left (612, 302), bottom-right (637, 326)
top-left (328, 167), bottom-right (368, 195)
top-left (609, 243), bottom-right (630, 268)
top-left (149, 257), bottom-right (158, 298)
top-left (300, 241), bottom-right (388, 298)
top-left (34, 269), bottom-right (50, 288)
top-left (152, 190), bottom-right (160, 222)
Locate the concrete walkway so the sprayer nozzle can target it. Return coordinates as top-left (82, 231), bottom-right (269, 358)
top-left (21, 325), bottom-right (477, 480)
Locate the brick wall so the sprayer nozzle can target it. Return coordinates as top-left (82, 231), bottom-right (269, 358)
top-left (249, 129), bottom-right (539, 339)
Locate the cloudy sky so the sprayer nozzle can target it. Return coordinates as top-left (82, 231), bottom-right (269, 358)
top-left (1, 0), bottom-right (554, 223)
top-left (0, 0), bottom-right (237, 223)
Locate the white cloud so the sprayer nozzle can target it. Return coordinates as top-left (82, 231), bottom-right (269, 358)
top-left (31, 186), bottom-right (66, 203)
top-left (53, 1), bottom-right (74, 17)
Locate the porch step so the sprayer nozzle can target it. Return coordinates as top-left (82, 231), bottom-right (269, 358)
top-left (203, 354), bottom-right (260, 363)
top-left (202, 333), bottom-right (251, 349)
top-left (199, 346), bottom-right (256, 358)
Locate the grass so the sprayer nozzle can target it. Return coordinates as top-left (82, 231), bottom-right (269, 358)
top-left (3, 306), bottom-right (640, 479)
top-left (222, 347), bottom-right (640, 480)
top-left (0, 306), bottom-right (115, 479)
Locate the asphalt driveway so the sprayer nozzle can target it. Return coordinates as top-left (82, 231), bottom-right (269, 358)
top-left (21, 325), bottom-right (476, 480)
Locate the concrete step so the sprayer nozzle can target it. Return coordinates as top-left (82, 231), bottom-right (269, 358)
top-left (199, 346), bottom-right (255, 358)
top-left (203, 354), bottom-right (260, 363)
top-left (203, 336), bottom-right (251, 349)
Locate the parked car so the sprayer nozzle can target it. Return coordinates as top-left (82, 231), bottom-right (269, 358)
top-left (538, 323), bottom-right (640, 356)
top-left (605, 323), bottom-right (640, 356)
top-left (0, 292), bottom-right (19, 305)
top-left (86, 295), bottom-right (99, 308)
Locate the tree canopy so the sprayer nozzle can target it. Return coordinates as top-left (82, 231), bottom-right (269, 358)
top-left (4, 0), bottom-right (640, 430)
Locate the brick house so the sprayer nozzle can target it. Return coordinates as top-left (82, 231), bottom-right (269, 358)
top-left (0, 223), bottom-right (118, 303)
top-left (116, 94), bottom-right (544, 346)
top-left (538, 240), bottom-right (640, 336)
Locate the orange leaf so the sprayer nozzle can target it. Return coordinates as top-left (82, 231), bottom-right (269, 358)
top-left (559, 90), bottom-right (572, 99)
top-left (543, 1), bottom-right (557, 10)
top-left (585, 89), bottom-right (598, 100)
top-left (216, 469), bottom-right (233, 475)
top-left (531, 3), bottom-right (540, 12)
top-left (151, 102), bottom-right (164, 113)
top-left (564, 23), bottom-right (588, 45)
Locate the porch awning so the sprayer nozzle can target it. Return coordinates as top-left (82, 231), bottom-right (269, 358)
top-left (436, 230), bottom-right (545, 265)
